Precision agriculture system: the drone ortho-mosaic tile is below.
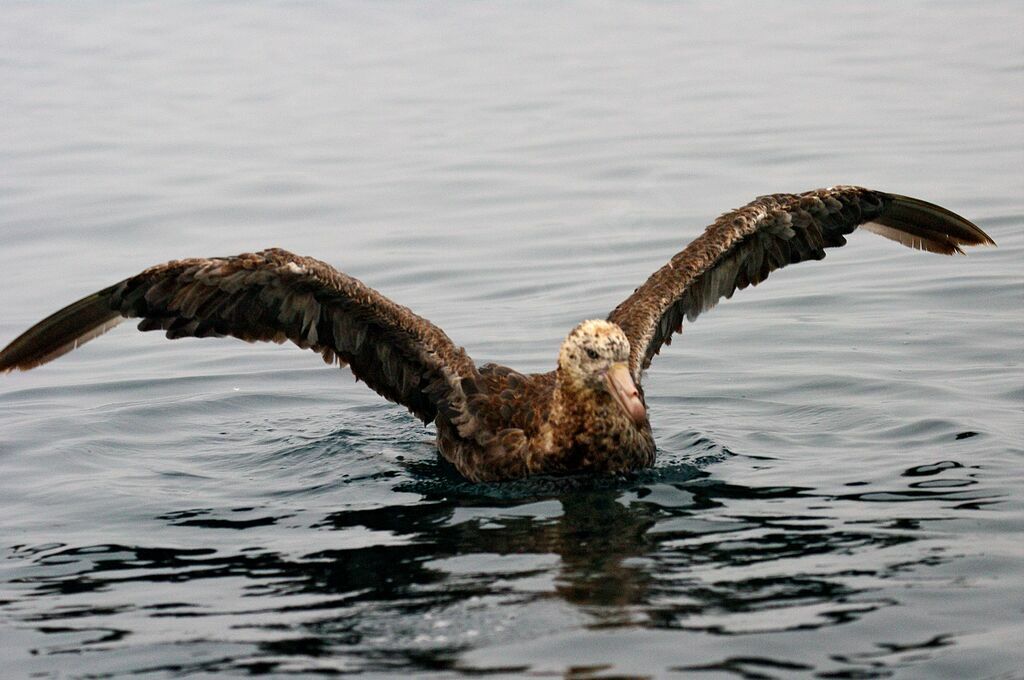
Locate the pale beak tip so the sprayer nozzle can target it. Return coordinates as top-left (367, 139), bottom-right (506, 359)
top-left (605, 363), bottom-right (647, 428)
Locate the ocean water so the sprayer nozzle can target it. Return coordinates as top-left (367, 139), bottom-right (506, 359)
top-left (1, 2), bottom-right (1022, 678)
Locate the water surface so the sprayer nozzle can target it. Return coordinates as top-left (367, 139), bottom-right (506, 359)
top-left (1, 2), bottom-right (1022, 678)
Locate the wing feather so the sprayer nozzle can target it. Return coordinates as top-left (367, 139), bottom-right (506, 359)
top-left (608, 186), bottom-right (995, 380)
top-left (0, 249), bottom-right (488, 435)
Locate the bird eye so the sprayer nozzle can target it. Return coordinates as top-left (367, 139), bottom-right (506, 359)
top-left (585, 348), bottom-right (599, 360)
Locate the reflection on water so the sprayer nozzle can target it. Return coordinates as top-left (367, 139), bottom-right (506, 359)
top-left (5, 430), bottom-right (1009, 677)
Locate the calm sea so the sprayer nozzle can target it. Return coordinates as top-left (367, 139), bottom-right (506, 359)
top-left (1, 2), bottom-right (1021, 678)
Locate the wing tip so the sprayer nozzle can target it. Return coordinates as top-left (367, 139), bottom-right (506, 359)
top-left (867, 192), bottom-right (996, 255)
top-left (0, 292), bottom-right (122, 374)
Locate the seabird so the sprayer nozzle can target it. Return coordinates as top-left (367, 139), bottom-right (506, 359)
top-left (0, 186), bottom-right (994, 481)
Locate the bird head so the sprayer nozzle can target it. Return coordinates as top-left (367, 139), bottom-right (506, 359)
top-left (557, 320), bottom-right (646, 426)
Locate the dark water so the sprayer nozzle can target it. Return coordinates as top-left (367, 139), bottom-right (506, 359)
top-left (1, 2), bottom-right (1022, 678)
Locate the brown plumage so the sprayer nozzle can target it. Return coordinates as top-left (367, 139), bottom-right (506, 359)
top-left (0, 186), bottom-right (994, 482)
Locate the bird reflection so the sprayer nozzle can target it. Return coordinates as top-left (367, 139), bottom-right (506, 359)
top-left (9, 454), bottom-right (989, 676)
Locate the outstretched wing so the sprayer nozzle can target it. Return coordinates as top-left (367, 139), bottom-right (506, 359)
top-left (0, 248), bottom-right (485, 431)
top-left (608, 186), bottom-right (995, 380)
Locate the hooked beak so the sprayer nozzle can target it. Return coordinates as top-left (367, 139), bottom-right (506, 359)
top-left (604, 362), bottom-right (646, 427)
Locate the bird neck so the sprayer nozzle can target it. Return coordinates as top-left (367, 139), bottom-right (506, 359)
top-left (538, 367), bottom-right (654, 475)
top-left (550, 368), bottom-right (621, 437)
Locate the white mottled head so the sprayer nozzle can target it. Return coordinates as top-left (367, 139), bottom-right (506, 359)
top-left (557, 320), bottom-right (646, 425)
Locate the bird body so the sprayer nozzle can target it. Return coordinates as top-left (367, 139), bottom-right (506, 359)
top-left (0, 186), bottom-right (994, 482)
top-left (436, 322), bottom-right (656, 481)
